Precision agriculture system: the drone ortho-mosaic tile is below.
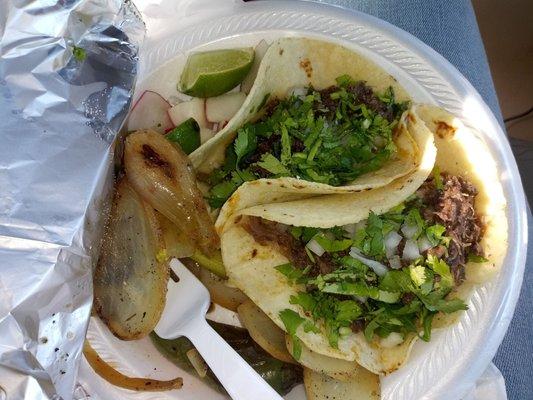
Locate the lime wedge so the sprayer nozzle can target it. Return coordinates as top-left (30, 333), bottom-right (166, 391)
top-left (179, 48), bottom-right (255, 98)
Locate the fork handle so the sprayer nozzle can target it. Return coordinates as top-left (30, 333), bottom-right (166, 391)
top-left (182, 316), bottom-right (284, 400)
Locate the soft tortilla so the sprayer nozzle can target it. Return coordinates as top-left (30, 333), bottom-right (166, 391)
top-left (188, 37), bottom-right (420, 227)
top-left (220, 106), bottom-right (508, 374)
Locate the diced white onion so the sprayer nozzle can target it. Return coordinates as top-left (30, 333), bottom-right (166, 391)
top-left (349, 248), bottom-right (388, 276)
top-left (402, 239), bottom-right (420, 261)
top-left (380, 332), bottom-right (404, 348)
top-left (388, 255), bottom-right (402, 270)
top-left (343, 223), bottom-right (356, 237)
top-left (384, 231), bottom-right (402, 257)
top-left (339, 327), bottom-right (352, 337)
top-left (354, 295), bottom-right (367, 303)
top-left (307, 239), bottom-right (325, 257)
top-left (289, 87), bottom-right (307, 97)
top-left (401, 223), bottom-right (418, 239)
top-left (418, 235), bottom-right (433, 253)
top-left (355, 220), bottom-right (367, 232)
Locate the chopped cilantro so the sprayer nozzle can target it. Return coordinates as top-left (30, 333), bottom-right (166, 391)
top-left (433, 166), bottom-right (444, 190)
top-left (312, 234), bottom-right (353, 252)
top-left (468, 253), bottom-right (489, 263)
top-left (279, 309), bottom-right (306, 359)
top-left (256, 154), bottom-right (290, 175)
top-left (205, 78), bottom-right (408, 208)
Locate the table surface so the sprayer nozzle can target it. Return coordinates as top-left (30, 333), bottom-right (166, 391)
top-left (297, 1), bottom-right (532, 399)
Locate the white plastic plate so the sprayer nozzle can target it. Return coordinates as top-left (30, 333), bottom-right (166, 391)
top-left (77, 1), bottom-right (527, 399)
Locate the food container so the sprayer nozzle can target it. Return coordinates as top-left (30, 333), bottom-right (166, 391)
top-left (1, 1), bottom-right (526, 399)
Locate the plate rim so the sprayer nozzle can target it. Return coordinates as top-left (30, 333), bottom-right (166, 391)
top-left (81, 2), bottom-right (528, 399)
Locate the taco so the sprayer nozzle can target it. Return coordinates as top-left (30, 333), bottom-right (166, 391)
top-left (218, 106), bottom-right (507, 374)
top-left (189, 37), bottom-right (424, 230)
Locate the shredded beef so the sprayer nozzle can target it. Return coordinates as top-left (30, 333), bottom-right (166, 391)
top-left (347, 82), bottom-right (396, 122)
top-left (418, 173), bottom-right (484, 284)
top-left (350, 319), bottom-right (365, 333)
top-left (241, 216), bottom-right (335, 276)
top-left (316, 82), bottom-right (396, 122)
top-left (264, 99), bottom-right (280, 117)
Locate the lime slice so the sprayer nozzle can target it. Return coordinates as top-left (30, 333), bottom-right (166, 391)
top-left (179, 48), bottom-right (255, 98)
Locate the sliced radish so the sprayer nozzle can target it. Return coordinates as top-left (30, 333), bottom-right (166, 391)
top-left (205, 92), bottom-right (246, 123)
top-left (241, 40), bottom-right (269, 94)
top-left (200, 127), bottom-right (215, 144)
top-left (167, 98), bottom-right (208, 128)
top-left (127, 90), bottom-right (173, 134)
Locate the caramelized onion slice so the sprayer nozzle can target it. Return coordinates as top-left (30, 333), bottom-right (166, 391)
top-left (84, 341), bottom-right (182, 391)
top-left (157, 212), bottom-right (195, 259)
top-left (184, 259), bottom-right (246, 311)
top-left (124, 129), bottom-right (219, 255)
top-left (238, 300), bottom-right (296, 364)
top-left (94, 178), bottom-right (168, 340)
top-left (303, 368), bottom-right (379, 400)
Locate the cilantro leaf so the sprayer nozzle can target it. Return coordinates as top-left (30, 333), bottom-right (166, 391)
top-left (313, 234), bottom-right (353, 252)
top-left (426, 224), bottom-right (447, 246)
top-left (468, 253), bottom-right (489, 263)
top-left (426, 255), bottom-right (454, 288)
top-left (256, 154), bottom-right (290, 175)
top-left (234, 127), bottom-right (256, 167)
top-left (432, 166), bottom-right (444, 190)
top-left (275, 263), bottom-right (308, 284)
top-left (279, 309), bottom-right (306, 359)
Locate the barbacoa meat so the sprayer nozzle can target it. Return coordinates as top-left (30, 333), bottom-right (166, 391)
top-left (418, 173), bottom-right (484, 284)
top-left (241, 216), bottom-right (334, 276)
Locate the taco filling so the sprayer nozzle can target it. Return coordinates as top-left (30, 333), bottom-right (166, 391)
top-left (239, 171), bottom-right (484, 355)
top-left (205, 75), bottom-right (408, 208)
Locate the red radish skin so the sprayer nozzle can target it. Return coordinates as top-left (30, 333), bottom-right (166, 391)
top-left (127, 90), bottom-right (173, 134)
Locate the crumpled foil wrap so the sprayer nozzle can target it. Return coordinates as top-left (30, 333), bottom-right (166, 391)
top-left (0, 1), bottom-right (145, 398)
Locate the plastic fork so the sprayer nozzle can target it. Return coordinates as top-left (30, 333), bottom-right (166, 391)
top-left (154, 259), bottom-right (284, 400)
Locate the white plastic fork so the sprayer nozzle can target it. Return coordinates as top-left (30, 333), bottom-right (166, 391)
top-left (154, 259), bottom-right (284, 400)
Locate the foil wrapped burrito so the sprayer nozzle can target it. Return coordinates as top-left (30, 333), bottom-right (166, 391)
top-left (0, 1), bottom-right (144, 398)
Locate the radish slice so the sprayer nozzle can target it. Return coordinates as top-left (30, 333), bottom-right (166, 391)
top-left (127, 90), bottom-right (173, 134)
top-left (241, 40), bottom-right (269, 94)
top-left (167, 98), bottom-right (208, 128)
top-left (205, 92), bottom-right (246, 123)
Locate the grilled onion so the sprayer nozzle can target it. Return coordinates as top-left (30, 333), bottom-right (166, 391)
top-left (124, 129), bottom-right (219, 255)
top-left (93, 177), bottom-right (168, 340)
top-left (84, 340), bottom-right (182, 391)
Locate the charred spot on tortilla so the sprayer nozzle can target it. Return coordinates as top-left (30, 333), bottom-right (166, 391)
top-left (299, 58), bottom-right (313, 78)
top-left (141, 144), bottom-right (173, 179)
top-left (292, 184), bottom-right (305, 189)
top-left (251, 249), bottom-right (258, 258)
top-left (435, 120), bottom-right (457, 139)
top-left (279, 48), bottom-right (284, 56)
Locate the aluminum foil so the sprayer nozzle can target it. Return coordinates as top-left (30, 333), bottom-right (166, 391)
top-left (0, 1), bottom-right (144, 398)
